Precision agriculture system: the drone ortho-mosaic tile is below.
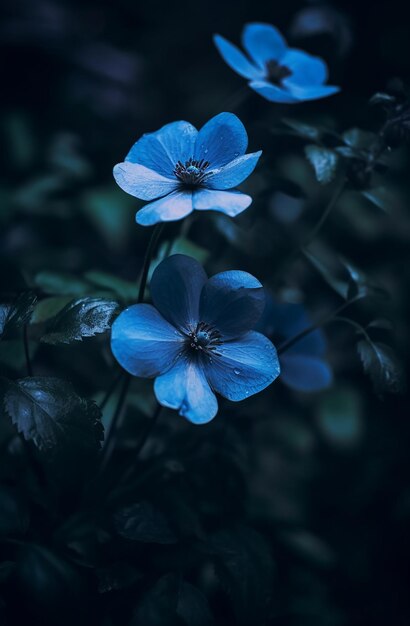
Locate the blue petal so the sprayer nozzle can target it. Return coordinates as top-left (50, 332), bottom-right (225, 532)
top-left (205, 151), bottom-right (262, 190)
top-left (111, 304), bottom-right (183, 378)
top-left (199, 271), bottom-right (265, 339)
top-left (248, 81), bottom-right (298, 103)
top-left (194, 113), bottom-right (248, 168)
top-left (280, 354), bottom-right (333, 392)
top-left (281, 48), bottom-right (328, 86)
top-left (242, 23), bottom-right (287, 67)
top-left (213, 34), bottom-right (263, 80)
top-left (193, 189), bottom-right (252, 217)
top-left (154, 356), bottom-right (218, 424)
top-left (135, 190), bottom-right (193, 226)
top-left (286, 83), bottom-right (340, 101)
top-left (113, 162), bottom-right (178, 201)
top-left (125, 121), bottom-right (198, 177)
top-left (150, 254), bottom-right (207, 333)
top-left (205, 331), bottom-right (280, 401)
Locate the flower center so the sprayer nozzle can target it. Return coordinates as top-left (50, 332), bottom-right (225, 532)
top-left (187, 321), bottom-right (223, 354)
top-left (174, 158), bottom-right (211, 187)
top-left (265, 60), bottom-right (292, 86)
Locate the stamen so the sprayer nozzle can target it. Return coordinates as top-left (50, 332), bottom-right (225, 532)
top-left (187, 321), bottom-right (223, 354)
top-left (265, 60), bottom-right (292, 86)
top-left (174, 157), bottom-right (211, 186)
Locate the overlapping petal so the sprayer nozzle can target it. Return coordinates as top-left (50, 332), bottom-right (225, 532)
top-left (111, 304), bottom-right (184, 378)
top-left (113, 162), bottom-right (178, 201)
top-left (213, 34), bottom-right (262, 80)
top-left (281, 49), bottom-right (328, 86)
top-left (285, 84), bottom-right (340, 101)
top-left (150, 254), bottom-right (207, 333)
top-left (205, 151), bottom-right (262, 190)
top-left (194, 113), bottom-right (248, 168)
top-left (199, 271), bottom-right (265, 339)
top-left (242, 23), bottom-right (287, 67)
top-left (154, 357), bottom-right (218, 424)
top-left (192, 189), bottom-right (252, 217)
top-left (204, 331), bottom-right (280, 401)
top-left (248, 81), bottom-right (299, 103)
top-left (280, 354), bottom-right (333, 392)
top-left (135, 191), bottom-right (193, 226)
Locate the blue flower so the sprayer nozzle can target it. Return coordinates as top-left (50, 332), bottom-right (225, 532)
top-left (113, 113), bottom-right (262, 226)
top-left (258, 295), bottom-right (332, 392)
top-left (111, 255), bottom-right (280, 424)
top-left (214, 22), bottom-right (340, 103)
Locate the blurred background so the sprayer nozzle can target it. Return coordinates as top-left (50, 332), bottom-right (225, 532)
top-left (1, 1), bottom-right (410, 625)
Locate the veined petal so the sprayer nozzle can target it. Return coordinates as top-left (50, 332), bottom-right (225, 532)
top-left (126, 121), bottom-right (198, 176)
top-left (205, 331), bottom-right (280, 401)
top-left (282, 48), bottom-right (328, 86)
top-left (205, 151), bottom-right (262, 190)
top-left (213, 34), bottom-right (263, 80)
top-left (194, 112), bottom-right (248, 168)
top-left (155, 356), bottom-right (218, 424)
top-left (193, 189), bottom-right (252, 217)
top-left (150, 254), bottom-right (207, 333)
top-left (135, 190), bottom-right (193, 226)
top-left (113, 162), bottom-right (179, 200)
top-left (111, 304), bottom-right (183, 378)
top-left (286, 83), bottom-right (340, 101)
top-left (242, 23), bottom-right (287, 68)
top-left (199, 271), bottom-right (265, 339)
top-left (280, 354), bottom-right (333, 392)
top-left (249, 80), bottom-right (298, 103)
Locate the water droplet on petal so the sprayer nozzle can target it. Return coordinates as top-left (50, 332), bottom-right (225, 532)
top-left (234, 368), bottom-right (241, 375)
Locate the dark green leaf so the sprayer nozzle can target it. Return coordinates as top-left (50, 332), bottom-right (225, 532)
top-left (316, 387), bottom-right (363, 447)
top-left (3, 377), bottom-right (104, 452)
top-left (84, 271), bottom-right (138, 302)
top-left (304, 250), bottom-right (349, 299)
top-left (0, 339), bottom-right (36, 372)
top-left (34, 271), bottom-right (92, 296)
top-left (30, 296), bottom-right (73, 324)
top-left (342, 128), bottom-right (376, 150)
top-left (362, 187), bottom-right (394, 212)
top-left (304, 145), bottom-right (339, 184)
top-left (41, 297), bottom-right (119, 344)
top-left (281, 118), bottom-right (322, 140)
top-left (0, 292), bottom-right (37, 338)
top-left (357, 340), bottom-right (405, 393)
top-left (114, 502), bottom-right (177, 544)
top-left (369, 92), bottom-right (396, 106)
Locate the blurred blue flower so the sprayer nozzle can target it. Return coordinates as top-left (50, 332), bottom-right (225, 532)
top-left (214, 23), bottom-right (340, 103)
top-left (111, 255), bottom-right (280, 424)
top-left (113, 113), bottom-right (261, 226)
top-left (258, 295), bottom-right (332, 392)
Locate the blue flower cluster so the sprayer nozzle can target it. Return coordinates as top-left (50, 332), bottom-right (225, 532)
top-left (111, 255), bottom-right (280, 424)
top-left (214, 22), bottom-right (340, 103)
top-left (114, 112), bottom-right (261, 226)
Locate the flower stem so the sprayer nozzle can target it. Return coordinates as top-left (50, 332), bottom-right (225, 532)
top-left (99, 372), bottom-right (131, 473)
top-left (137, 223), bottom-right (164, 303)
top-left (302, 177), bottom-right (346, 250)
top-left (277, 296), bottom-right (360, 355)
top-left (23, 324), bottom-right (33, 377)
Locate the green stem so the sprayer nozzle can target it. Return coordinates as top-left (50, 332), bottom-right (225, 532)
top-left (137, 223), bottom-right (164, 303)
top-left (23, 324), bottom-right (33, 377)
top-left (99, 373), bottom-right (131, 473)
top-left (302, 177), bottom-right (346, 250)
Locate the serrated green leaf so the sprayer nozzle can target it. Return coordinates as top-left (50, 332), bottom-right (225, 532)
top-left (0, 292), bottom-right (37, 338)
top-left (305, 145), bottom-right (339, 184)
top-left (30, 296), bottom-right (73, 324)
top-left (357, 340), bottom-right (404, 393)
top-left (41, 297), bottom-right (119, 344)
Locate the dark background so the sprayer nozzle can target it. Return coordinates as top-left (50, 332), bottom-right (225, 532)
top-left (1, 1), bottom-right (410, 625)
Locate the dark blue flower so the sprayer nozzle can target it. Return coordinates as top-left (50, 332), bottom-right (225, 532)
top-left (113, 113), bottom-right (261, 226)
top-left (214, 23), bottom-right (340, 104)
top-left (258, 295), bottom-right (332, 392)
top-left (111, 255), bottom-right (280, 424)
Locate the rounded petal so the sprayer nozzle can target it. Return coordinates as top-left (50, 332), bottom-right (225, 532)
top-left (286, 83), bottom-right (341, 101)
top-left (126, 121), bottom-right (198, 176)
top-left (150, 254), bottom-right (207, 333)
top-left (249, 80), bottom-right (298, 103)
top-left (205, 151), bottom-right (262, 190)
top-left (280, 354), bottom-right (333, 392)
top-left (213, 34), bottom-right (263, 80)
top-left (281, 48), bottom-right (328, 86)
top-left (193, 189), bottom-right (252, 217)
top-left (199, 271), bottom-right (265, 339)
top-left (194, 112), bottom-right (248, 168)
top-left (155, 357), bottom-right (218, 424)
top-left (111, 304), bottom-right (184, 378)
top-left (113, 162), bottom-right (179, 201)
top-left (135, 190), bottom-right (193, 226)
top-left (242, 23), bottom-right (287, 67)
top-left (205, 331), bottom-right (280, 401)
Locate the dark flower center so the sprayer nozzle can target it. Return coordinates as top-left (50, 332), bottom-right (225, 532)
top-left (265, 60), bottom-right (292, 86)
top-left (187, 321), bottom-right (223, 354)
top-left (174, 158), bottom-right (210, 187)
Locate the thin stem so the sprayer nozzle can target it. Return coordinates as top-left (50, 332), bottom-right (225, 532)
top-left (137, 223), bottom-right (164, 303)
top-left (23, 324), bottom-right (33, 376)
top-left (302, 177), bottom-right (346, 250)
top-left (99, 371), bottom-right (122, 410)
top-left (277, 297), bottom-right (360, 355)
top-left (333, 316), bottom-right (372, 342)
top-left (99, 373), bottom-right (131, 473)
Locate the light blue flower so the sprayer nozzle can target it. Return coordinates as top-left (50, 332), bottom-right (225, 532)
top-left (113, 113), bottom-right (262, 226)
top-left (111, 255), bottom-right (280, 424)
top-left (214, 23), bottom-right (340, 103)
top-left (258, 295), bottom-right (332, 392)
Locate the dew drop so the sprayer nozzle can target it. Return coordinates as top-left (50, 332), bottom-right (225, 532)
top-left (233, 368), bottom-right (241, 375)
